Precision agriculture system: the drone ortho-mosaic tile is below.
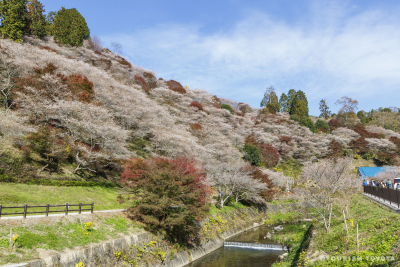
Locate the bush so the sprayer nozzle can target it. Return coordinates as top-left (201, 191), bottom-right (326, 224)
top-left (190, 101), bottom-right (204, 111)
top-left (290, 115), bottom-right (317, 133)
top-left (53, 7), bottom-right (90, 46)
top-left (259, 143), bottom-right (279, 168)
top-left (315, 119), bottom-right (330, 133)
top-left (120, 157), bottom-right (210, 245)
top-left (374, 152), bottom-right (397, 166)
top-left (389, 136), bottom-right (400, 154)
top-left (134, 75), bottom-right (149, 92)
top-left (351, 123), bottom-right (381, 139)
top-left (279, 136), bottom-right (293, 144)
top-left (166, 80), bottom-right (186, 94)
top-left (221, 104), bottom-right (234, 114)
top-left (328, 119), bottom-right (343, 131)
top-left (190, 123), bottom-right (202, 130)
top-left (244, 135), bottom-right (259, 147)
top-left (243, 144), bottom-right (261, 165)
top-left (327, 140), bottom-right (343, 158)
top-left (66, 74), bottom-right (94, 102)
top-left (349, 137), bottom-right (370, 155)
top-left (250, 168), bottom-right (275, 202)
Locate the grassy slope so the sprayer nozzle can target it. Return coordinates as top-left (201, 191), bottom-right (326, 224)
top-left (271, 194), bottom-right (400, 267)
top-left (0, 183), bottom-right (126, 214)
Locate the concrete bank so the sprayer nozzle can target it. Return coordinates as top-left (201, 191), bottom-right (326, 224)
top-left (1, 207), bottom-right (268, 267)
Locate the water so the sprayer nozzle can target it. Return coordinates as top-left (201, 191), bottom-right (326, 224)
top-left (187, 224), bottom-right (286, 267)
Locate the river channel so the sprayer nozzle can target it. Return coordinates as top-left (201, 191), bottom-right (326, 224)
top-left (186, 224), bottom-right (286, 267)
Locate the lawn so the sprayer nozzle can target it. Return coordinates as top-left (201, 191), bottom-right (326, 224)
top-left (0, 183), bottom-right (127, 216)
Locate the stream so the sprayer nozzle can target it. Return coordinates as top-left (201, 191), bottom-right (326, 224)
top-left (186, 224), bottom-right (286, 267)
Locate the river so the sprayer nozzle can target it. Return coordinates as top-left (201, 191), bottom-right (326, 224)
top-left (186, 224), bottom-right (286, 267)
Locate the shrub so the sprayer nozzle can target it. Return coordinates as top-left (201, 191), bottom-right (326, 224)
top-left (244, 135), bottom-right (259, 147)
top-left (39, 46), bottom-right (58, 54)
top-left (250, 168), bottom-right (275, 202)
top-left (315, 119), bottom-right (330, 133)
top-left (166, 80), bottom-right (186, 94)
top-left (143, 72), bottom-right (157, 89)
top-left (328, 119), bottom-right (343, 131)
top-left (117, 57), bottom-right (132, 68)
top-left (290, 115), bottom-right (317, 133)
top-left (259, 143), bottom-right (279, 168)
top-left (53, 7), bottom-right (90, 46)
top-left (221, 104), bottom-right (234, 114)
top-left (190, 101), bottom-right (204, 111)
top-left (243, 144), bottom-right (261, 166)
top-left (33, 62), bottom-right (58, 75)
top-left (66, 74), bottom-right (95, 103)
top-left (120, 157), bottom-right (210, 245)
top-left (279, 136), bottom-right (293, 144)
top-left (190, 123), bottom-right (202, 130)
top-left (389, 136), bottom-right (400, 154)
top-left (327, 140), bottom-right (343, 158)
top-left (374, 152), bottom-right (397, 166)
top-left (349, 137), bottom-right (370, 155)
top-left (351, 123), bottom-right (381, 139)
top-left (134, 75), bottom-right (149, 92)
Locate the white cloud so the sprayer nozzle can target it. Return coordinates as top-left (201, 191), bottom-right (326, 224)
top-left (101, 3), bottom-right (400, 114)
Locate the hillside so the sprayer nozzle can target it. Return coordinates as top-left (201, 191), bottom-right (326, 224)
top-left (1, 36), bottom-right (400, 184)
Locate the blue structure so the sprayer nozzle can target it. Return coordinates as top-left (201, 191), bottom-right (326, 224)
top-left (357, 167), bottom-right (397, 180)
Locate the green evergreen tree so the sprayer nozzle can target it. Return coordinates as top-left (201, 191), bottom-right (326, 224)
top-left (26, 0), bottom-right (45, 37)
top-left (0, 0), bottom-right (28, 43)
top-left (279, 93), bottom-right (289, 113)
top-left (319, 99), bottom-right (331, 119)
top-left (44, 10), bottom-right (56, 36)
top-left (290, 90), bottom-right (309, 117)
top-left (243, 144), bottom-right (261, 166)
top-left (53, 7), bottom-right (89, 46)
top-left (287, 89), bottom-right (297, 108)
top-left (267, 91), bottom-right (280, 112)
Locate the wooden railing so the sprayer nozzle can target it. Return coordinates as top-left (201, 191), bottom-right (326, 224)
top-left (363, 186), bottom-right (400, 208)
top-left (0, 203), bottom-right (94, 219)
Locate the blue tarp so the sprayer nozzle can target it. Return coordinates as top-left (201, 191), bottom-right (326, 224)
top-left (357, 167), bottom-right (397, 180)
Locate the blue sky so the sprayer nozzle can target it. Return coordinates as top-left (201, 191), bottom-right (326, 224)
top-left (40, 0), bottom-right (400, 116)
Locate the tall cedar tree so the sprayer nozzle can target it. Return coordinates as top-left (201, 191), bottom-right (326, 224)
top-left (0, 0), bottom-right (28, 42)
top-left (290, 90), bottom-right (309, 117)
top-left (319, 98), bottom-right (331, 119)
top-left (53, 7), bottom-right (89, 46)
top-left (26, 0), bottom-right (45, 37)
top-left (120, 157), bottom-right (210, 245)
top-left (279, 93), bottom-right (289, 113)
top-left (287, 89), bottom-right (297, 109)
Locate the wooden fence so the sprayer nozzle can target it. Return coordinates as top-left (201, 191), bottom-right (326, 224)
top-left (363, 186), bottom-right (400, 208)
top-left (0, 203), bottom-right (94, 219)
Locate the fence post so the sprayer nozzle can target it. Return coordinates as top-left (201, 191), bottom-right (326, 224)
top-left (23, 204), bottom-right (27, 219)
top-left (91, 203), bottom-right (94, 213)
top-left (66, 203), bottom-right (69, 216)
top-left (0, 204), bottom-right (2, 219)
top-left (46, 204), bottom-right (49, 217)
top-left (79, 203), bottom-right (82, 214)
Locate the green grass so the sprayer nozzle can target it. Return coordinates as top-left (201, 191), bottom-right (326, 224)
top-left (208, 202), bottom-right (247, 215)
top-left (264, 211), bottom-right (304, 225)
top-left (0, 183), bottom-right (126, 215)
top-left (0, 214), bottom-right (141, 264)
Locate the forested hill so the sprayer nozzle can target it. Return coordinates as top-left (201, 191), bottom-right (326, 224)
top-left (1, 35), bottom-right (400, 185)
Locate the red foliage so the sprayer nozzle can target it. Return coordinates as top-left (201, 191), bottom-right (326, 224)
top-left (117, 57), bottom-right (132, 68)
top-left (245, 135), bottom-right (259, 147)
top-left (259, 143), bottom-right (280, 168)
top-left (250, 168), bottom-right (275, 202)
top-left (328, 119), bottom-right (343, 131)
top-left (143, 72), bottom-right (157, 90)
top-left (375, 152), bottom-right (397, 166)
top-left (327, 140), bottom-right (343, 158)
top-left (66, 74), bottom-right (95, 103)
top-left (279, 136), bottom-right (293, 144)
top-left (389, 136), bottom-right (400, 154)
top-left (39, 46), bottom-right (58, 54)
top-left (349, 137), bottom-right (370, 154)
top-left (351, 124), bottom-right (381, 139)
top-left (190, 101), bottom-right (204, 111)
top-left (190, 123), bottom-right (202, 130)
top-left (33, 62), bottom-right (58, 75)
top-left (166, 80), bottom-right (186, 94)
top-left (134, 75), bottom-right (150, 92)
top-left (94, 50), bottom-right (102, 55)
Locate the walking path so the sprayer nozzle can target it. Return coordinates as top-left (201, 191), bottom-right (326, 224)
top-left (0, 209), bottom-right (126, 220)
top-left (362, 193), bottom-right (400, 213)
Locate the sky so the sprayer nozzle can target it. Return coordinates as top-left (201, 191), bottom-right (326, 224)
top-left (39, 0), bottom-right (400, 116)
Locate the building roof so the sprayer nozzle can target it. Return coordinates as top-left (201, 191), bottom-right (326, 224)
top-left (357, 167), bottom-right (397, 180)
